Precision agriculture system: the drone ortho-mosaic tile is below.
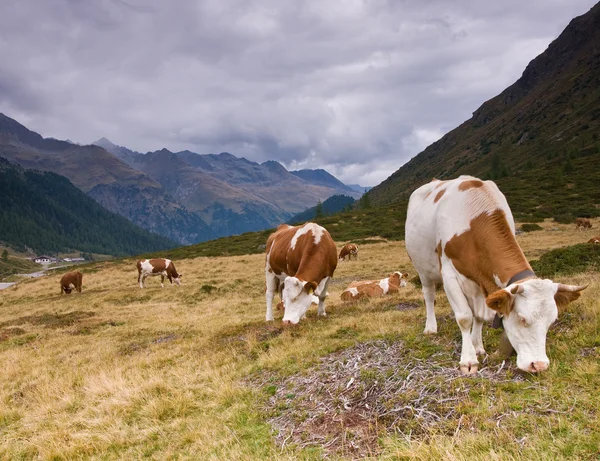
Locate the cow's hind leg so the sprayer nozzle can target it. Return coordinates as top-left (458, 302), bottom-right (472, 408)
top-left (422, 280), bottom-right (437, 335)
top-left (160, 274), bottom-right (165, 288)
top-left (265, 272), bottom-right (278, 322)
top-left (471, 317), bottom-right (485, 356)
top-left (316, 277), bottom-right (331, 317)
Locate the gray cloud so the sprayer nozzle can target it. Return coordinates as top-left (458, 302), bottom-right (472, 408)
top-left (0, 0), bottom-right (597, 185)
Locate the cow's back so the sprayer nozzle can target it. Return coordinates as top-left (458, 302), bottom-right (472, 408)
top-left (406, 176), bottom-right (515, 282)
top-left (267, 223), bottom-right (337, 281)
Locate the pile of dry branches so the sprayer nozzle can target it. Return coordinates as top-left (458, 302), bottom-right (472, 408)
top-left (252, 340), bottom-right (523, 458)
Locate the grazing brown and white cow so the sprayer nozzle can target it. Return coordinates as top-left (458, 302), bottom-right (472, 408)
top-left (137, 258), bottom-right (182, 288)
top-left (60, 271), bottom-right (83, 294)
top-left (575, 218), bottom-right (592, 231)
top-left (406, 175), bottom-right (586, 374)
top-left (338, 243), bottom-right (359, 261)
top-left (265, 223), bottom-right (337, 324)
top-left (341, 271), bottom-right (409, 301)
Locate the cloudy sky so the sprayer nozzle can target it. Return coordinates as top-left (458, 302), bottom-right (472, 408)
top-left (0, 0), bottom-right (597, 186)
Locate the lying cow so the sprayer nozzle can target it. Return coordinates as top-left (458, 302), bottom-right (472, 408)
top-left (137, 258), bottom-right (182, 288)
top-left (60, 271), bottom-right (83, 294)
top-left (341, 271), bottom-right (409, 301)
top-left (338, 243), bottom-right (359, 261)
top-left (588, 236), bottom-right (600, 245)
top-left (265, 223), bottom-right (337, 324)
top-left (406, 175), bottom-right (586, 374)
top-left (575, 218), bottom-right (592, 231)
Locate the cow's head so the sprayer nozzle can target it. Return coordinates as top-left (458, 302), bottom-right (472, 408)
top-left (168, 273), bottom-right (182, 285)
top-left (281, 276), bottom-right (318, 324)
top-left (389, 272), bottom-right (409, 288)
top-left (486, 279), bottom-right (586, 372)
top-left (64, 286), bottom-right (72, 294)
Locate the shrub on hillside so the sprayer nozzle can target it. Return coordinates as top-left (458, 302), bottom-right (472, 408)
top-left (521, 223), bottom-right (543, 232)
top-left (530, 244), bottom-right (600, 278)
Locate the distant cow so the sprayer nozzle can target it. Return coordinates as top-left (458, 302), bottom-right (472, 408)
top-left (265, 223), bottom-right (337, 324)
top-left (575, 218), bottom-right (592, 231)
top-left (338, 243), bottom-right (359, 261)
top-left (137, 258), bottom-right (182, 288)
top-left (60, 271), bottom-right (83, 294)
top-left (406, 175), bottom-right (586, 374)
top-left (588, 236), bottom-right (600, 245)
top-left (341, 271), bottom-right (409, 301)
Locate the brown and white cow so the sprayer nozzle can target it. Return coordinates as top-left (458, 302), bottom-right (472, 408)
top-left (137, 258), bottom-right (182, 288)
top-left (575, 218), bottom-right (592, 231)
top-left (341, 271), bottom-right (409, 301)
top-left (265, 223), bottom-right (337, 324)
top-left (406, 175), bottom-right (586, 374)
top-left (60, 271), bottom-right (83, 294)
top-left (338, 243), bottom-right (359, 261)
top-left (588, 236), bottom-right (600, 245)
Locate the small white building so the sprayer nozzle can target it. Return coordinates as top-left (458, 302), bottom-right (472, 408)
top-left (63, 257), bottom-right (85, 262)
top-left (34, 255), bottom-right (56, 264)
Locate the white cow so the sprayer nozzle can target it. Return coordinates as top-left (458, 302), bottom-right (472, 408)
top-left (405, 176), bottom-right (586, 374)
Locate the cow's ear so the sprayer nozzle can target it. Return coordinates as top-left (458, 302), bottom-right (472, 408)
top-left (486, 289), bottom-right (514, 317)
top-left (304, 281), bottom-right (318, 294)
top-left (554, 283), bottom-right (587, 308)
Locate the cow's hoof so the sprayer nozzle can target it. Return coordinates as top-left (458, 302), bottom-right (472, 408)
top-left (459, 363), bottom-right (478, 375)
top-left (318, 312), bottom-right (327, 317)
top-left (475, 347), bottom-right (486, 356)
top-left (266, 317), bottom-right (274, 322)
top-left (423, 328), bottom-right (437, 335)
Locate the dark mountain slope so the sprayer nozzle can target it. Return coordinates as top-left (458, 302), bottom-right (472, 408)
top-left (0, 114), bottom-right (212, 244)
top-left (368, 2), bottom-right (600, 221)
top-left (288, 195), bottom-right (356, 224)
top-left (290, 169), bottom-right (356, 194)
top-left (0, 157), bottom-right (174, 255)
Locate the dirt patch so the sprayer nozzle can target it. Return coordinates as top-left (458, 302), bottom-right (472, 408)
top-left (250, 340), bottom-right (524, 459)
top-left (0, 327), bottom-right (26, 341)
top-left (0, 311), bottom-right (96, 329)
top-left (69, 319), bottom-right (122, 335)
top-left (394, 302), bottom-right (420, 311)
top-left (119, 333), bottom-right (179, 355)
top-left (215, 322), bottom-right (284, 357)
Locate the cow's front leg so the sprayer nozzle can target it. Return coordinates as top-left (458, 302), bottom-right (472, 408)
top-left (140, 275), bottom-right (147, 289)
top-left (160, 274), bottom-right (165, 288)
top-left (316, 277), bottom-right (331, 317)
top-left (265, 272), bottom-right (278, 321)
top-left (444, 277), bottom-right (478, 374)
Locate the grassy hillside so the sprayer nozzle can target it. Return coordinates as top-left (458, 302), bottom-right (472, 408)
top-left (367, 3), bottom-right (600, 224)
top-left (0, 222), bottom-right (597, 459)
top-left (0, 249), bottom-right (38, 279)
top-left (0, 158), bottom-right (175, 256)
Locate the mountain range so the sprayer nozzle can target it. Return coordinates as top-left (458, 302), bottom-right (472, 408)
top-left (367, 2), bottom-right (600, 222)
top-left (0, 114), bottom-right (361, 248)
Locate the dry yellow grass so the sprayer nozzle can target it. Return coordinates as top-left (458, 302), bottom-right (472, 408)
top-left (0, 220), bottom-right (599, 460)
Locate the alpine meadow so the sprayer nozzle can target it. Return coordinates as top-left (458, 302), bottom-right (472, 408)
top-left (2, 1), bottom-right (600, 460)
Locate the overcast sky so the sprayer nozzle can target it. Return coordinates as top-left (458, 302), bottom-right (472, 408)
top-left (0, 0), bottom-right (597, 186)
